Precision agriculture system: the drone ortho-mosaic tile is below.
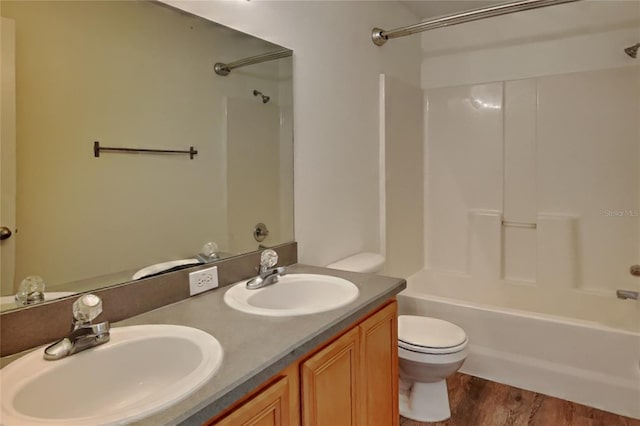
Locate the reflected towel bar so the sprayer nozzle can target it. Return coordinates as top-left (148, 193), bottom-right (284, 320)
top-left (93, 141), bottom-right (198, 160)
top-left (502, 220), bottom-right (537, 229)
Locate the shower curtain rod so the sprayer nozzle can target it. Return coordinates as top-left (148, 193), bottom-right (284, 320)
top-left (214, 48), bottom-right (292, 76)
top-left (372, 0), bottom-right (580, 46)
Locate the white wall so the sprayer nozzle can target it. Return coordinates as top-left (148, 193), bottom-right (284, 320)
top-left (421, 0), bottom-right (640, 89)
top-left (163, 1), bottom-right (422, 267)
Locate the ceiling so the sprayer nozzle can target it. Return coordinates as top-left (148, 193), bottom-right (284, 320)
top-left (399, 1), bottom-right (505, 19)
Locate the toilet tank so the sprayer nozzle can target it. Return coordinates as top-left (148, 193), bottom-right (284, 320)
top-left (326, 252), bottom-right (385, 274)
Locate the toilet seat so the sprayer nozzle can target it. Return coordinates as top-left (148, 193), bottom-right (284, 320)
top-left (398, 315), bottom-right (467, 355)
top-left (399, 338), bottom-right (467, 355)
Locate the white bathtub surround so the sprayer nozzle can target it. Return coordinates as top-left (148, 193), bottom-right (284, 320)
top-left (380, 74), bottom-right (425, 279)
top-left (502, 78), bottom-right (538, 283)
top-left (536, 215), bottom-right (579, 289)
top-left (423, 65), bottom-right (639, 331)
top-left (468, 211), bottom-right (502, 280)
top-left (425, 81), bottom-right (504, 275)
top-left (399, 290), bottom-right (640, 419)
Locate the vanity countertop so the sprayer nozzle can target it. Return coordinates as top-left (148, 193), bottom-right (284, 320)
top-left (114, 264), bottom-right (404, 425)
top-left (0, 264), bottom-right (405, 425)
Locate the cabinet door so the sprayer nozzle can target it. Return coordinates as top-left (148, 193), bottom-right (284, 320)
top-left (360, 301), bottom-right (399, 426)
top-left (301, 327), bottom-right (361, 426)
top-left (215, 376), bottom-right (291, 426)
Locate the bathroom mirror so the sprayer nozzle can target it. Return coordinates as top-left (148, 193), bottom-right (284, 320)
top-left (0, 1), bottom-right (294, 312)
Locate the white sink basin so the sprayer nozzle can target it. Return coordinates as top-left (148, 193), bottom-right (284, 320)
top-left (0, 324), bottom-right (223, 425)
top-left (224, 273), bottom-right (359, 317)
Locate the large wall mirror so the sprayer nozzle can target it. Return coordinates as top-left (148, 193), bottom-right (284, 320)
top-left (0, 1), bottom-right (294, 312)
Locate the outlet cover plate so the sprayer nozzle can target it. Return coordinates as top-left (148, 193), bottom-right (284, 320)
top-left (189, 266), bottom-right (219, 296)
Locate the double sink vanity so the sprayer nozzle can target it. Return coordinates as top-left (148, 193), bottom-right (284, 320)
top-left (1, 260), bottom-right (405, 425)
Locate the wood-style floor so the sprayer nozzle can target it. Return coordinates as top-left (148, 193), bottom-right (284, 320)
top-left (400, 373), bottom-right (640, 426)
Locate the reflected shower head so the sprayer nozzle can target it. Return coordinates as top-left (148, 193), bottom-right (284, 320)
top-left (253, 90), bottom-right (270, 104)
top-left (624, 43), bottom-right (640, 58)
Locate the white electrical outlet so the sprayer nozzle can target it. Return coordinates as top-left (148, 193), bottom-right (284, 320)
top-left (189, 266), bottom-right (219, 296)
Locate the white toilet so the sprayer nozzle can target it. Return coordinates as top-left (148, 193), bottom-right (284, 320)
top-left (327, 252), bottom-right (468, 422)
top-left (397, 315), bottom-right (467, 422)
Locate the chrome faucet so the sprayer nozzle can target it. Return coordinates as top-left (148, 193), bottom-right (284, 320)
top-left (616, 289), bottom-right (639, 300)
top-left (43, 294), bottom-right (110, 360)
top-left (246, 249), bottom-right (286, 290)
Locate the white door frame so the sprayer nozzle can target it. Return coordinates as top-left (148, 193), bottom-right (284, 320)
top-left (1, 17), bottom-right (17, 294)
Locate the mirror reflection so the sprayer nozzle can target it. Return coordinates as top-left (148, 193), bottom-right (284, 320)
top-left (0, 0), bottom-right (294, 312)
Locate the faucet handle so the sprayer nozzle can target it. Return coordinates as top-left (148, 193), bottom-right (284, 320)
top-left (260, 249), bottom-right (278, 270)
top-left (14, 275), bottom-right (46, 306)
top-left (73, 294), bottom-right (103, 324)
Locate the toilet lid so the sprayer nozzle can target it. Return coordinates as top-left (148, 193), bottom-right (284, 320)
top-left (398, 315), bottom-right (467, 350)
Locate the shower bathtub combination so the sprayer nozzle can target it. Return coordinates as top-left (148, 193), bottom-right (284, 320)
top-left (371, 0), bottom-right (640, 420)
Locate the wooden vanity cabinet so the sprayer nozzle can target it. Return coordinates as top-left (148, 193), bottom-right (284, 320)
top-left (209, 300), bottom-right (398, 426)
top-left (358, 300), bottom-right (399, 426)
top-left (301, 326), bottom-right (362, 425)
top-left (215, 377), bottom-right (292, 426)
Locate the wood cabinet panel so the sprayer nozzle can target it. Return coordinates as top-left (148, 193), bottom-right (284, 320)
top-left (360, 301), bottom-right (399, 426)
top-left (215, 376), bottom-right (291, 426)
top-left (301, 326), bottom-right (361, 426)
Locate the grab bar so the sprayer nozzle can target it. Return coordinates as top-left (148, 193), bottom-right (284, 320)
top-left (502, 220), bottom-right (537, 229)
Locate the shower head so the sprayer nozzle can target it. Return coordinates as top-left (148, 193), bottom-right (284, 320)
top-left (253, 89), bottom-right (270, 104)
top-left (624, 43), bottom-right (640, 58)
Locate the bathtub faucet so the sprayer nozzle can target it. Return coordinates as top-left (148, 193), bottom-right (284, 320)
top-left (616, 289), bottom-right (639, 301)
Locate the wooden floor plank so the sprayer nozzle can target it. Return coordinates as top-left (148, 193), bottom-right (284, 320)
top-left (400, 373), bottom-right (640, 426)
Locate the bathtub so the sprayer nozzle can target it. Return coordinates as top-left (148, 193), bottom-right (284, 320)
top-left (398, 281), bottom-right (640, 419)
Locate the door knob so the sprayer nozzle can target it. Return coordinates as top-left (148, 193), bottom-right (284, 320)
top-left (0, 226), bottom-right (12, 241)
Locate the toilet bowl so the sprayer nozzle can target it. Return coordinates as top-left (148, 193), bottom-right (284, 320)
top-left (325, 253), bottom-right (468, 422)
top-left (398, 315), bottom-right (468, 422)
